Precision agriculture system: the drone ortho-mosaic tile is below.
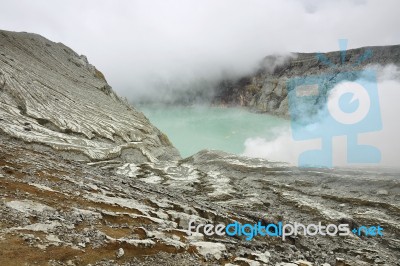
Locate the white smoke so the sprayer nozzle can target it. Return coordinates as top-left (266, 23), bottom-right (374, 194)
top-left (243, 64), bottom-right (400, 168)
top-left (1, 0), bottom-right (400, 102)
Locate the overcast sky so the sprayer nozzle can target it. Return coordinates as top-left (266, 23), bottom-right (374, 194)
top-left (1, 0), bottom-right (399, 99)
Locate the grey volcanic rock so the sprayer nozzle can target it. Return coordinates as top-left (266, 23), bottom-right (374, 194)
top-left (0, 30), bottom-right (399, 265)
top-left (0, 30), bottom-right (180, 163)
top-left (0, 137), bottom-right (399, 265)
top-left (214, 45), bottom-right (400, 117)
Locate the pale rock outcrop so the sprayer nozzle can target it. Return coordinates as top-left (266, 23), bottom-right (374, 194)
top-left (0, 30), bottom-right (180, 163)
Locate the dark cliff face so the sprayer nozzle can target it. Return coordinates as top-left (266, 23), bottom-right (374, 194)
top-left (213, 45), bottom-right (400, 118)
top-left (0, 30), bottom-right (180, 163)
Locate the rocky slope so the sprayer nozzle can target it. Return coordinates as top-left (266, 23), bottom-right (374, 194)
top-left (0, 30), bottom-right (180, 163)
top-left (0, 30), bottom-right (399, 266)
top-left (1, 135), bottom-right (399, 266)
top-left (214, 45), bottom-right (400, 117)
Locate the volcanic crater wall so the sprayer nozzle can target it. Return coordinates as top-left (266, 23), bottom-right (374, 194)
top-left (214, 45), bottom-right (400, 117)
top-left (0, 30), bottom-right (180, 163)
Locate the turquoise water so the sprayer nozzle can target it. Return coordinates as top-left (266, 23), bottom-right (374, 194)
top-left (138, 105), bottom-right (289, 158)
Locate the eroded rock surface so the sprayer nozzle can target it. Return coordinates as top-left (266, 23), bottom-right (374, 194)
top-left (0, 136), bottom-right (399, 265)
top-left (0, 30), bottom-right (179, 163)
top-left (0, 30), bottom-right (399, 265)
top-left (214, 45), bottom-right (400, 117)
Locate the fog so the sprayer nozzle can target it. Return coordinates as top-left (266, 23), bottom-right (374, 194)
top-left (1, 0), bottom-right (400, 101)
top-left (243, 65), bottom-right (400, 168)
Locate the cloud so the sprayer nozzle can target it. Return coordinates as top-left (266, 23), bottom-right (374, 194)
top-left (243, 65), bottom-right (400, 168)
top-left (0, 0), bottom-right (399, 101)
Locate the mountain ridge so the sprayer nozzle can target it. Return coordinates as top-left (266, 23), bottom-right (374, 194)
top-left (213, 44), bottom-right (400, 117)
top-left (0, 29), bottom-right (180, 163)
